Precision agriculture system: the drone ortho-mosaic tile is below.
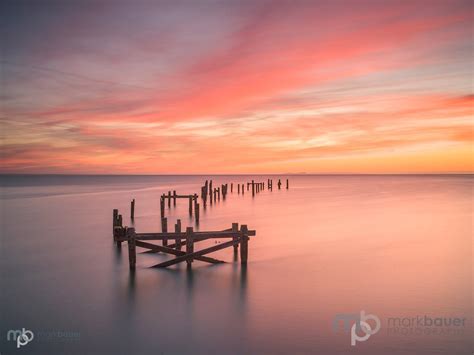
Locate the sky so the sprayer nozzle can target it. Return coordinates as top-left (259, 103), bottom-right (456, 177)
top-left (1, 0), bottom-right (473, 174)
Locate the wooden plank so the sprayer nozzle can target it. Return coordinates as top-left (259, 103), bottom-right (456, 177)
top-left (133, 230), bottom-right (255, 240)
top-left (152, 238), bottom-right (240, 268)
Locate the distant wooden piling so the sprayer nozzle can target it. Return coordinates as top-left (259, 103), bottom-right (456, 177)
top-left (286, 179), bottom-right (289, 189)
top-left (173, 190), bottom-right (177, 205)
top-left (188, 196), bottom-right (193, 215)
top-left (278, 179), bottom-right (282, 189)
top-left (252, 180), bottom-right (255, 196)
top-left (130, 199), bottom-right (135, 219)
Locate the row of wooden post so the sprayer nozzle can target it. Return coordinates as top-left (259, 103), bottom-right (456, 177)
top-left (159, 192), bottom-right (200, 223)
top-left (124, 177), bottom-right (288, 239)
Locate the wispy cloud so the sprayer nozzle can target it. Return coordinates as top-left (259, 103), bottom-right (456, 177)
top-left (1, 0), bottom-right (472, 173)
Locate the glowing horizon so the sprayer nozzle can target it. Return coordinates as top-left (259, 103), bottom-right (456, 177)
top-left (1, 1), bottom-right (473, 174)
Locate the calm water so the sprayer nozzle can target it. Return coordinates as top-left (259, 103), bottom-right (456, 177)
top-left (0, 175), bottom-right (472, 354)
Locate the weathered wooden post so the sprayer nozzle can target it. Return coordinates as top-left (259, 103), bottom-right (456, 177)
top-left (195, 202), bottom-right (200, 223)
top-left (173, 190), bottom-right (177, 205)
top-left (286, 178), bottom-right (289, 189)
top-left (242, 184), bottom-right (244, 195)
top-left (188, 196), bottom-right (193, 215)
top-left (240, 225), bottom-right (248, 264)
top-left (175, 219), bottom-right (182, 250)
top-left (186, 227), bottom-right (194, 266)
top-left (278, 179), bottom-right (282, 189)
top-left (127, 227), bottom-right (136, 270)
top-left (209, 180), bottom-right (213, 199)
top-left (252, 180), bottom-right (255, 196)
top-left (232, 222), bottom-right (239, 254)
top-left (217, 187), bottom-right (220, 200)
top-left (118, 214), bottom-right (123, 228)
top-left (113, 209), bottom-right (118, 234)
top-left (238, 184), bottom-right (240, 194)
top-left (193, 194), bottom-right (199, 221)
top-left (161, 217), bottom-right (168, 246)
top-left (231, 183), bottom-right (233, 193)
top-left (160, 195), bottom-right (165, 218)
top-left (130, 199), bottom-right (135, 219)
top-left (167, 191), bottom-right (171, 208)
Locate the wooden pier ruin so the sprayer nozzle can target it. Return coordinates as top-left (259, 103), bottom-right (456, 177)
top-left (113, 219), bottom-right (255, 269)
top-left (112, 177), bottom-right (290, 271)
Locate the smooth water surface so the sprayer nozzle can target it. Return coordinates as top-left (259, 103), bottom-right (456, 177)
top-left (0, 175), bottom-right (472, 354)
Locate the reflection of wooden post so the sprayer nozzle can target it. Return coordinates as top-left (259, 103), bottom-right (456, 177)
top-left (232, 222), bottom-right (239, 253)
top-left (130, 199), bottom-right (135, 219)
top-left (127, 227), bottom-right (136, 270)
top-left (161, 217), bottom-right (168, 246)
top-left (175, 219), bottom-right (182, 250)
top-left (186, 227), bottom-right (194, 266)
top-left (240, 225), bottom-right (248, 264)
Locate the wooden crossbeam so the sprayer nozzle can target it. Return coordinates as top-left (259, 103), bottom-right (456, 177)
top-left (115, 229), bottom-right (255, 242)
top-left (151, 238), bottom-right (240, 268)
top-left (135, 240), bottom-right (224, 264)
